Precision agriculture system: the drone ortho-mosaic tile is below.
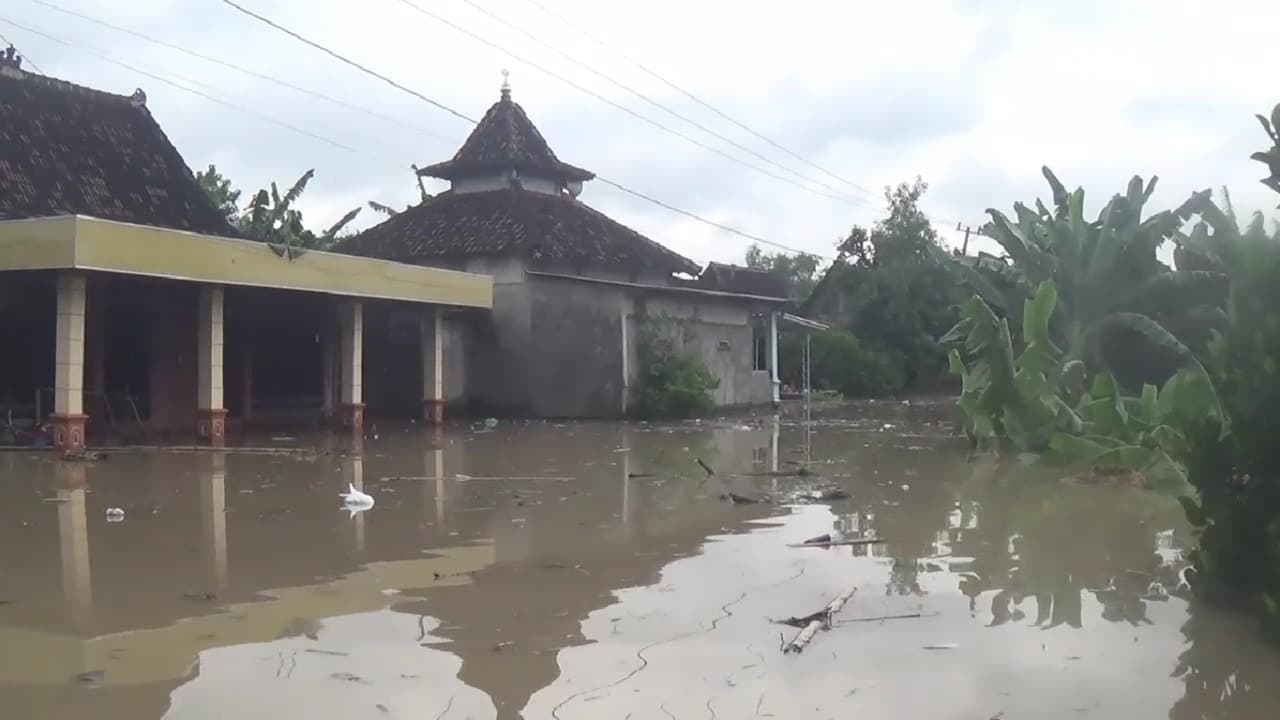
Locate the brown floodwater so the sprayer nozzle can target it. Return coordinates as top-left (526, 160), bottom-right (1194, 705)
top-left (1, 399), bottom-right (1278, 719)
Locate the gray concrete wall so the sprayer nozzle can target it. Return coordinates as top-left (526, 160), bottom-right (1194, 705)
top-left (458, 259), bottom-right (769, 418)
top-left (526, 276), bottom-right (629, 418)
top-left (639, 296), bottom-right (758, 408)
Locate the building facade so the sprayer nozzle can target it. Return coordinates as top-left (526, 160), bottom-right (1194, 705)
top-left (0, 51), bottom-right (491, 448)
top-left (339, 84), bottom-right (787, 418)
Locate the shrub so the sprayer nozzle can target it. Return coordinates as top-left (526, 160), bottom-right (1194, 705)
top-left (806, 329), bottom-right (906, 398)
top-left (631, 332), bottom-right (718, 420)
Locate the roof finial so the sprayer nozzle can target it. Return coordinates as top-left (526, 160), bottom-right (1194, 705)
top-left (500, 68), bottom-right (510, 98)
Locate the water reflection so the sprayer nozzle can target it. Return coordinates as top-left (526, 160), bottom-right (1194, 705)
top-left (0, 403), bottom-right (1277, 718)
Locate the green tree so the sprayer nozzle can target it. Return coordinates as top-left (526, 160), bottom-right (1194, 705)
top-left (195, 164), bottom-right (241, 223)
top-left (829, 179), bottom-right (961, 388)
top-left (743, 244), bottom-right (821, 301)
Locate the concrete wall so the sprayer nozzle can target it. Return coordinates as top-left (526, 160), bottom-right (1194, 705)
top-left (526, 276), bottom-right (629, 418)
top-left (457, 261), bottom-right (771, 417)
top-left (638, 296), bottom-right (757, 409)
top-left (452, 175), bottom-right (559, 195)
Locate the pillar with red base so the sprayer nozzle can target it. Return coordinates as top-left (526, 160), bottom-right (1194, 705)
top-left (196, 286), bottom-right (227, 447)
top-left (338, 301), bottom-right (364, 434)
top-left (52, 273), bottom-right (88, 451)
top-left (420, 307), bottom-right (445, 425)
top-left (197, 408), bottom-right (228, 446)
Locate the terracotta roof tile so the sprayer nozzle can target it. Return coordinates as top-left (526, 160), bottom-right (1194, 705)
top-left (419, 88), bottom-right (593, 183)
top-left (0, 63), bottom-right (237, 236)
top-left (336, 187), bottom-right (700, 276)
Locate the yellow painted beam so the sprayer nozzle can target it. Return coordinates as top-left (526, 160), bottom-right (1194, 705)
top-left (0, 216), bottom-right (493, 309)
top-left (0, 216), bottom-right (77, 269)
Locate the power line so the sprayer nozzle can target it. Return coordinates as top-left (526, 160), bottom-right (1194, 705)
top-left (27, 0), bottom-right (457, 147)
top-left (518, 0), bottom-right (881, 202)
top-left (388, 0), bottom-right (866, 209)
top-left (0, 29), bottom-right (45, 74)
top-left (217, 0), bottom-right (825, 257)
top-left (0, 16), bottom-right (388, 159)
top-left (219, 0), bottom-right (477, 126)
top-left (451, 0), bottom-right (874, 209)
top-left (596, 177), bottom-right (818, 256)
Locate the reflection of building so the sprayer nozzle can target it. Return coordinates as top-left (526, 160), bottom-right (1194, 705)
top-left (338, 83), bottom-right (789, 417)
top-left (386, 424), bottom-right (777, 719)
top-left (0, 455), bottom-right (495, 714)
top-left (0, 52), bottom-right (490, 448)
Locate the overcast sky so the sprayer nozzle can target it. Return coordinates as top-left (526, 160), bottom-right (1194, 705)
top-left (3, 0), bottom-right (1277, 265)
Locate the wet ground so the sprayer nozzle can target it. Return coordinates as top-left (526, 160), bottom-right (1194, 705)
top-left (1, 399), bottom-right (1278, 719)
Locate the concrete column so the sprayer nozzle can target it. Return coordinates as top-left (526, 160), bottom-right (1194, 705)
top-left (768, 310), bottom-right (780, 405)
top-left (52, 272), bottom-right (87, 450)
top-left (421, 307), bottom-right (445, 424)
top-left (339, 300), bottom-right (364, 432)
top-left (196, 286), bottom-right (227, 446)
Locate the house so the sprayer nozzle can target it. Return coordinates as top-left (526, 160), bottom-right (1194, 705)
top-left (338, 83), bottom-right (788, 418)
top-left (0, 49), bottom-right (492, 449)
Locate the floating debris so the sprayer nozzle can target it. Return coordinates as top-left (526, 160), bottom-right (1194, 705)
top-left (105, 507), bottom-right (125, 522)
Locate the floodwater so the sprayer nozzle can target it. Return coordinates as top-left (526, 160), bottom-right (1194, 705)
top-left (1, 401), bottom-right (1278, 719)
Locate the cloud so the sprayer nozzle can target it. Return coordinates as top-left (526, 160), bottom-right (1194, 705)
top-left (3, 0), bottom-right (1278, 267)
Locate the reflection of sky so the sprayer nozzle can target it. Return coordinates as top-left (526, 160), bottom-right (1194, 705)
top-left (165, 611), bottom-right (491, 719)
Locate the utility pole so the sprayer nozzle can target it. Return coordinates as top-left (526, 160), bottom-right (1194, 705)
top-left (954, 221), bottom-right (973, 256)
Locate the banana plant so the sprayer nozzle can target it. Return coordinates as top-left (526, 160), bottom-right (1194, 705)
top-left (1046, 370), bottom-right (1219, 489)
top-left (241, 170), bottom-right (361, 258)
top-left (1251, 103), bottom-right (1280, 203)
top-left (946, 281), bottom-right (1084, 453)
top-left (944, 168), bottom-right (1228, 388)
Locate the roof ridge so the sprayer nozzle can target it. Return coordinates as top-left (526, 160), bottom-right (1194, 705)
top-left (1, 65), bottom-right (144, 107)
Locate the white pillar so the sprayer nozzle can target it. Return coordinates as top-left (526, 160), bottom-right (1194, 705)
top-left (197, 286), bottom-right (226, 445)
top-left (421, 307), bottom-right (444, 423)
top-left (768, 310), bottom-right (780, 404)
top-left (339, 301), bottom-right (364, 430)
top-left (53, 273), bottom-right (87, 449)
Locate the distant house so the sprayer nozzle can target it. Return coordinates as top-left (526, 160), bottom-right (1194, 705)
top-left (0, 49), bottom-right (491, 448)
top-left (339, 84), bottom-right (788, 417)
top-left (800, 261), bottom-right (856, 329)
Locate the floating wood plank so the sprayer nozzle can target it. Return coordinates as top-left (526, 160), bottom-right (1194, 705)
top-left (787, 537), bottom-right (885, 548)
top-left (783, 587), bottom-right (856, 654)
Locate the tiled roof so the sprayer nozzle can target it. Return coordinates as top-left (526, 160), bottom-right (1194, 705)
top-left (419, 88), bottom-right (594, 183)
top-left (336, 187), bottom-right (700, 275)
top-left (0, 61), bottom-right (237, 236)
top-left (691, 261), bottom-right (788, 299)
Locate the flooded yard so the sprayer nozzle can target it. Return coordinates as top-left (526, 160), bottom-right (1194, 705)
top-left (2, 400), bottom-right (1277, 719)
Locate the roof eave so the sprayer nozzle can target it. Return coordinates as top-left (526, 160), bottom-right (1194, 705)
top-left (417, 160), bottom-right (595, 183)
